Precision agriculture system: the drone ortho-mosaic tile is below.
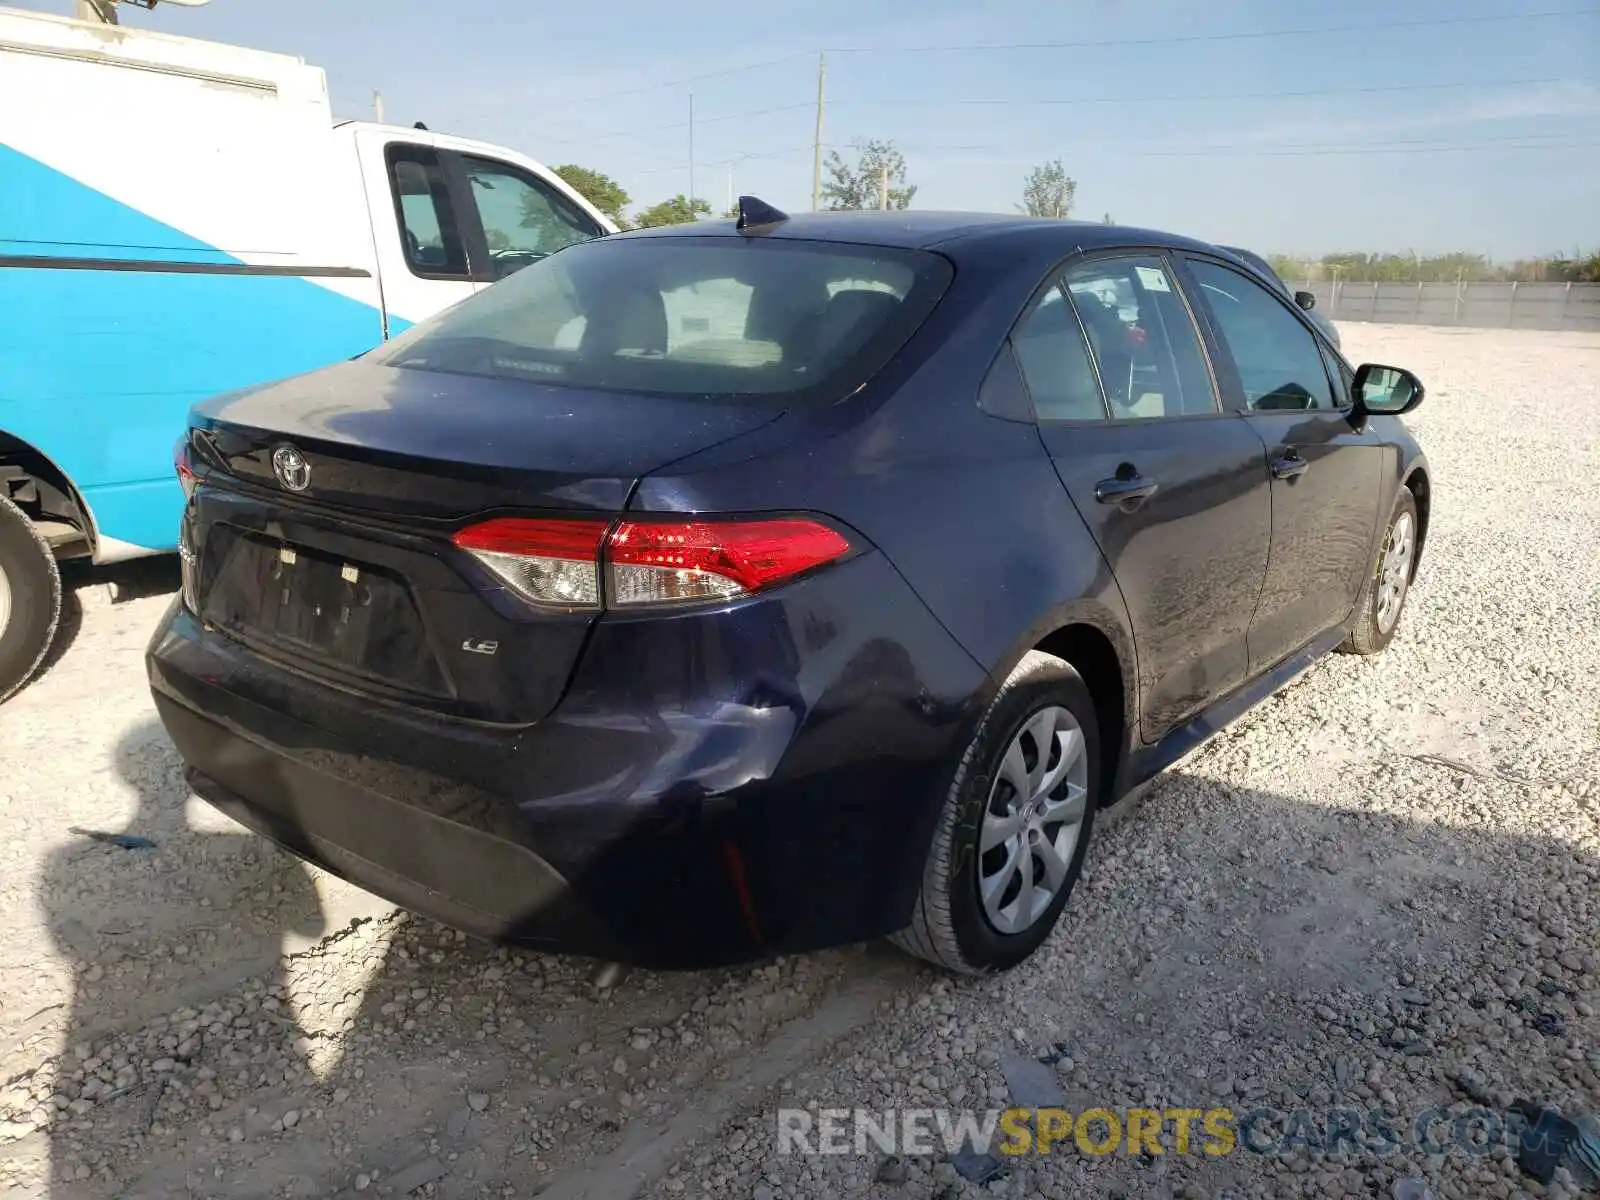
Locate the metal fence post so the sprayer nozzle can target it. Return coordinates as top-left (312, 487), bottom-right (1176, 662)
top-left (1509, 281), bottom-right (1518, 329)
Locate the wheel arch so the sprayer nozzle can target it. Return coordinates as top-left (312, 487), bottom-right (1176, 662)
top-left (977, 600), bottom-right (1138, 811)
top-left (0, 428), bottom-right (96, 559)
top-left (1402, 464), bottom-right (1430, 578)
top-left (1031, 621), bottom-right (1131, 811)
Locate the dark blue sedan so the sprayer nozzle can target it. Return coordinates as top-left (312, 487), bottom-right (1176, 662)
top-left (150, 201), bottom-right (1430, 973)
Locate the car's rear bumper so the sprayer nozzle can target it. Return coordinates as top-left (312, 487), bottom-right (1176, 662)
top-left (147, 550), bottom-right (988, 969)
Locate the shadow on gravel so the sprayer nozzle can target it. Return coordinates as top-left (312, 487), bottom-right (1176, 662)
top-left (32, 557), bottom-right (181, 684)
top-left (27, 744), bottom-right (1600, 1199)
top-left (38, 720), bottom-right (326, 1196)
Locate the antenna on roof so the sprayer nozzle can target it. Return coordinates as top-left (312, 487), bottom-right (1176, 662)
top-left (414, 121), bottom-right (429, 131)
top-left (75, 0), bottom-right (210, 23)
top-left (735, 195), bottom-right (789, 233)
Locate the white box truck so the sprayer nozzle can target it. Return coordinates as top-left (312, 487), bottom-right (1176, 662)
top-left (0, 4), bottom-right (616, 700)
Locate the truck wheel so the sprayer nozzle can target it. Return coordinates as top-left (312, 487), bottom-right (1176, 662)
top-left (0, 493), bottom-right (62, 704)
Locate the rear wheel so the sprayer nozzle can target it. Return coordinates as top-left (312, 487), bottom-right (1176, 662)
top-left (893, 650), bottom-right (1099, 974)
top-left (1340, 488), bottom-right (1418, 656)
top-left (0, 494), bottom-right (62, 704)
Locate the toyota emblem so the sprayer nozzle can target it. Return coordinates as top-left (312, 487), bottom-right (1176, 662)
top-left (272, 444), bottom-right (311, 492)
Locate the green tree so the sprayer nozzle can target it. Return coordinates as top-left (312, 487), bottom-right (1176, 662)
top-left (550, 164), bottom-right (630, 226)
top-left (1018, 159), bottom-right (1076, 218)
top-left (822, 140), bottom-right (916, 210)
top-left (1266, 254), bottom-right (1309, 281)
top-left (633, 195), bottom-right (711, 228)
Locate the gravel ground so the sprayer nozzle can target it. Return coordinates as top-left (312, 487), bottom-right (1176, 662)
top-left (0, 324), bottom-right (1596, 1200)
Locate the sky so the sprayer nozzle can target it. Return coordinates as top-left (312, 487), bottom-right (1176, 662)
top-left (15, 0), bottom-right (1599, 257)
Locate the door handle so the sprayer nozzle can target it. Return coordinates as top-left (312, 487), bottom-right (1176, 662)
top-left (1095, 472), bottom-right (1159, 510)
top-left (1270, 451), bottom-right (1309, 480)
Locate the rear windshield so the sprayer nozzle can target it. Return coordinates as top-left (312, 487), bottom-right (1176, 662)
top-left (372, 234), bottom-right (953, 402)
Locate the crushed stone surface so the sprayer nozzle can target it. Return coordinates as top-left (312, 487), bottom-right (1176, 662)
top-left (0, 324), bottom-right (1596, 1199)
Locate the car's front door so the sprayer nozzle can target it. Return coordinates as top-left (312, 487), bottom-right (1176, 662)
top-left (1177, 255), bottom-right (1385, 673)
top-left (1016, 252), bottom-right (1274, 743)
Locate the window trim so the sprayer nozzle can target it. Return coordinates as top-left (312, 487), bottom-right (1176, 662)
top-left (1007, 280), bottom-right (1112, 424)
top-left (1174, 251), bottom-right (1352, 415)
top-left (454, 153), bottom-right (607, 285)
top-left (1015, 249), bottom-right (1228, 427)
top-left (383, 142), bottom-right (476, 283)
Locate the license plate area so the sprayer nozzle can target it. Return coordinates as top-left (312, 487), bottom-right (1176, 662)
top-left (202, 527), bottom-right (449, 698)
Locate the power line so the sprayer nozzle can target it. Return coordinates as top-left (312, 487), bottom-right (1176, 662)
top-left (836, 76), bottom-right (1589, 109)
top-left (537, 75), bottom-right (1591, 151)
top-left (853, 134), bottom-right (1597, 159)
top-left (1135, 139), bottom-right (1600, 158)
top-left (629, 143), bottom-right (814, 178)
top-left (542, 102), bottom-right (813, 146)
top-left (482, 9), bottom-right (1597, 114)
top-left (538, 53), bottom-right (812, 110)
top-left (824, 8), bottom-right (1600, 55)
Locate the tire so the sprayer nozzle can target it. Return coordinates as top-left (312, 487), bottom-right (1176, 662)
top-left (0, 493), bottom-right (62, 705)
top-left (893, 650), bottom-right (1100, 974)
top-left (1339, 488), bottom-right (1419, 657)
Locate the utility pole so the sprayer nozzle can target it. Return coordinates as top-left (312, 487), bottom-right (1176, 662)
top-left (811, 54), bottom-right (826, 211)
top-left (372, 90), bottom-right (385, 124)
top-left (688, 92), bottom-right (695, 218)
top-left (879, 164), bottom-right (889, 210)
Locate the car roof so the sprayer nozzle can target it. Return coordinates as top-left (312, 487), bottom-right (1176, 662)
top-left (613, 208), bottom-right (1227, 263)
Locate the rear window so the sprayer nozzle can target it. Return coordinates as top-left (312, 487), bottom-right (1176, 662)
top-left (373, 235), bottom-right (953, 402)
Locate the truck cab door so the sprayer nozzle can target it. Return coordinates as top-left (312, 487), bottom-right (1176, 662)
top-left (352, 129), bottom-right (611, 333)
top-left (351, 129), bottom-right (478, 333)
top-left (448, 152), bottom-right (609, 291)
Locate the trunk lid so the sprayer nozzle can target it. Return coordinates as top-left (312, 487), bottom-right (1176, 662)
top-left (192, 359), bottom-right (780, 517)
top-left (184, 359), bottom-right (782, 724)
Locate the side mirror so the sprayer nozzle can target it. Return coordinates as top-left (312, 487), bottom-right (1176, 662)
top-left (1352, 363), bottom-right (1425, 416)
top-left (1293, 290), bottom-right (1316, 311)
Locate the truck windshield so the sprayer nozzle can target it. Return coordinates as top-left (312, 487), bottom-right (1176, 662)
top-left (373, 235), bottom-right (953, 402)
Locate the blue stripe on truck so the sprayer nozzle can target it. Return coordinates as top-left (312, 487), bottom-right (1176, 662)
top-left (0, 143), bottom-right (398, 555)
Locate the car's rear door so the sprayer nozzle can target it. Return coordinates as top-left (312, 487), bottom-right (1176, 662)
top-left (1016, 252), bottom-right (1273, 743)
top-left (1174, 254), bottom-right (1384, 673)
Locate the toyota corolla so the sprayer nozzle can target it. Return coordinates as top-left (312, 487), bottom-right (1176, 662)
top-left (148, 200), bottom-right (1430, 973)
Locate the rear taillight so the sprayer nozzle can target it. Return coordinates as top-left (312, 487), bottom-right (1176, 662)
top-left (174, 437), bottom-right (198, 501)
top-left (452, 517), bottom-right (610, 608)
top-left (450, 515), bottom-right (851, 610)
top-left (607, 518), bottom-right (851, 606)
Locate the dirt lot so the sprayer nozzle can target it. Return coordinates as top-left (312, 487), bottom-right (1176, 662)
top-left (1, 325), bottom-right (1597, 1200)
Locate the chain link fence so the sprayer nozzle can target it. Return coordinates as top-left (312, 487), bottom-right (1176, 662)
top-left (1302, 280), bottom-right (1600, 331)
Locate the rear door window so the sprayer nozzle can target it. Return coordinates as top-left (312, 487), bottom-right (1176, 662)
top-left (375, 236), bottom-right (953, 403)
top-left (1062, 256), bottom-right (1219, 419)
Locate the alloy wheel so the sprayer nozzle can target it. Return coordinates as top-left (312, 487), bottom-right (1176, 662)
top-left (978, 704), bottom-right (1090, 936)
top-left (1376, 511), bottom-right (1414, 634)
